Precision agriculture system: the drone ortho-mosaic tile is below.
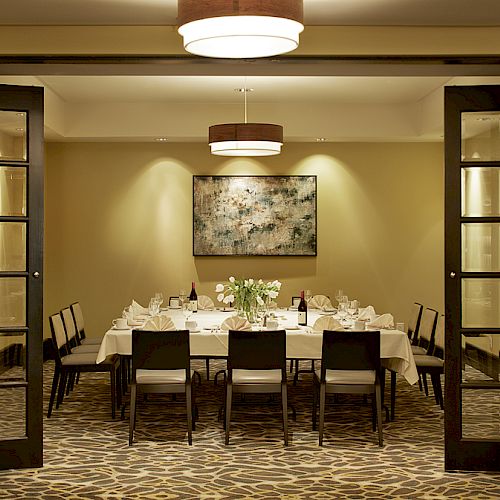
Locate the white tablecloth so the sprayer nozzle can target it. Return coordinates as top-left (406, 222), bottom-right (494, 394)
top-left (96, 309), bottom-right (418, 385)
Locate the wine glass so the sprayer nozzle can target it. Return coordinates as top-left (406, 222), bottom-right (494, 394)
top-left (337, 303), bottom-right (348, 325)
top-left (154, 292), bottom-right (163, 308)
top-left (335, 289), bottom-right (344, 306)
top-left (305, 289), bottom-right (312, 303)
top-left (182, 298), bottom-right (192, 321)
top-left (179, 289), bottom-right (187, 304)
top-left (148, 297), bottom-right (160, 316)
top-left (348, 300), bottom-right (359, 319)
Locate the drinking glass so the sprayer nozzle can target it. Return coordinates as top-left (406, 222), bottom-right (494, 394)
top-left (337, 303), bottom-right (348, 324)
top-left (335, 289), bottom-right (344, 305)
top-left (148, 297), bottom-right (160, 316)
top-left (179, 289), bottom-right (187, 303)
top-left (305, 289), bottom-right (312, 303)
top-left (348, 300), bottom-right (359, 318)
top-left (154, 292), bottom-right (163, 308)
top-left (182, 299), bottom-right (192, 321)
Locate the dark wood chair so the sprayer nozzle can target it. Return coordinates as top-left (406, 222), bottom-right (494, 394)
top-left (412, 307), bottom-right (438, 356)
top-left (47, 312), bottom-right (121, 419)
top-left (70, 302), bottom-right (103, 346)
top-left (414, 315), bottom-right (444, 409)
top-left (313, 330), bottom-right (383, 447)
top-left (408, 302), bottom-right (424, 343)
top-left (129, 329), bottom-right (196, 446)
top-left (225, 329), bottom-right (289, 446)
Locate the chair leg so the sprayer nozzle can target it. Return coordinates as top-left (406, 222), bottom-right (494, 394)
top-left (186, 383), bottom-right (193, 445)
top-left (375, 383), bottom-right (383, 447)
top-left (225, 382), bottom-right (233, 445)
top-left (312, 380), bottom-right (318, 431)
top-left (129, 384), bottom-right (137, 446)
top-left (318, 383), bottom-right (326, 446)
top-left (390, 370), bottom-right (396, 421)
top-left (281, 382), bottom-right (288, 446)
top-left (47, 365), bottom-right (60, 418)
top-left (205, 358), bottom-right (210, 381)
top-left (66, 372), bottom-right (74, 396)
top-left (422, 373), bottom-right (429, 396)
top-left (431, 373), bottom-right (444, 409)
top-left (56, 371), bottom-right (68, 409)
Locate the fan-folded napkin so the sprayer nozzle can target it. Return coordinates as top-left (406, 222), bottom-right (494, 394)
top-left (367, 313), bottom-right (394, 329)
top-left (221, 315), bottom-right (251, 331)
top-left (198, 295), bottom-right (215, 311)
top-left (313, 315), bottom-right (343, 332)
top-left (141, 315), bottom-right (176, 331)
top-left (358, 305), bottom-right (376, 321)
top-left (308, 294), bottom-right (333, 310)
top-left (131, 299), bottom-right (149, 318)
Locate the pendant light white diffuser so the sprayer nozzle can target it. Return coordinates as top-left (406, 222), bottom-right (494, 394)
top-left (178, 0), bottom-right (304, 59)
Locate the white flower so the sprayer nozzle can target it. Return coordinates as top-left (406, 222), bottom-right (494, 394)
top-left (217, 293), bottom-right (225, 302)
top-left (269, 290), bottom-right (279, 299)
top-left (229, 276), bottom-right (235, 283)
top-left (248, 278), bottom-right (254, 285)
top-left (223, 294), bottom-right (235, 304)
top-left (215, 283), bottom-right (224, 292)
top-left (256, 295), bottom-right (264, 306)
top-left (258, 279), bottom-right (263, 284)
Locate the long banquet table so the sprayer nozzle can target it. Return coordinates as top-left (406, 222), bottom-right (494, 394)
top-left (96, 308), bottom-right (418, 385)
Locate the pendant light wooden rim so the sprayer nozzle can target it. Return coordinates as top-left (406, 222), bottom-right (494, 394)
top-left (209, 123), bottom-right (284, 144)
top-left (178, 0), bottom-right (304, 26)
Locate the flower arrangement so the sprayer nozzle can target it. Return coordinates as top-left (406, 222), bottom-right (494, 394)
top-left (215, 277), bottom-right (282, 322)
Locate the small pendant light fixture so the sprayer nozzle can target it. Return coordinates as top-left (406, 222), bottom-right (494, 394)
top-left (209, 87), bottom-right (284, 157)
top-left (177, 0), bottom-right (304, 59)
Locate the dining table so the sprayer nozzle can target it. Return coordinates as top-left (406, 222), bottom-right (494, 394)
top-left (96, 307), bottom-right (418, 386)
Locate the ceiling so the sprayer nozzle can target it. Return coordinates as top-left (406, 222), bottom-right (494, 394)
top-left (2, 0), bottom-right (500, 26)
top-left (2, 1), bottom-right (500, 143)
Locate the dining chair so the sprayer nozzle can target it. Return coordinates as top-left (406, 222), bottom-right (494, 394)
top-left (414, 315), bottom-right (445, 409)
top-left (129, 329), bottom-right (196, 446)
top-left (61, 307), bottom-right (100, 353)
top-left (312, 330), bottom-right (383, 447)
top-left (70, 302), bottom-right (104, 346)
top-left (224, 329), bottom-right (289, 446)
top-left (47, 312), bottom-right (121, 419)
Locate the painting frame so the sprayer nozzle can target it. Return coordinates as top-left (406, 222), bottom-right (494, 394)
top-left (193, 175), bottom-right (317, 256)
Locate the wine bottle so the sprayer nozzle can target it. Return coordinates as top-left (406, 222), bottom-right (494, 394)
top-left (298, 290), bottom-right (307, 326)
top-left (189, 282), bottom-right (198, 313)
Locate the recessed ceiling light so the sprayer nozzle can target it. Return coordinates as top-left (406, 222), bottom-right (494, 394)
top-left (155, 137), bottom-right (168, 142)
top-left (316, 138), bottom-right (327, 142)
top-left (16, 128), bottom-right (24, 132)
top-left (16, 112), bottom-right (25, 117)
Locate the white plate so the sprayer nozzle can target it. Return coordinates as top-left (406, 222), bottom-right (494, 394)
top-left (219, 307), bottom-right (235, 312)
top-left (112, 326), bottom-right (130, 330)
top-left (289, 306), bottom-right (298, 311)
top-left (285, 325), bottom-right (302, 330)
top-left (319, 311), bottom-right (335, 316)
top-left (169, 306), bottom-right (181, 310)
top-left (189, 328), bottom-right (200, 333)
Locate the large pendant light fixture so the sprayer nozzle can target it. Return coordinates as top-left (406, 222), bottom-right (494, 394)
top-left (177, 0), bottom-right (304, 59)
top-left (209, 88), bottom-right (283, 156)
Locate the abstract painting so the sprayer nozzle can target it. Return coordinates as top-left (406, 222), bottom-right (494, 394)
top-left (193, 176), bottom-right (317, 256)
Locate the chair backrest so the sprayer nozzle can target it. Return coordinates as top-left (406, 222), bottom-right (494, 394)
top-left (408, 302), bottom-right (423, 342)
top-left (433, 315), bottom-right (445, 357)
top-left (49, 312), bottom-right (69, 362)
top-left (321, 331), bottom-right (380, 377)
top-left (227, 330), bottom-right (286, 371)
top-left (131, 330), bottom-right (190, 382)
top-left (61, 307), bottom-right (79, 347)
top-left (418, 308), bottom-right (438, 352)
top-left (70, 302), bottom-right (86, 340)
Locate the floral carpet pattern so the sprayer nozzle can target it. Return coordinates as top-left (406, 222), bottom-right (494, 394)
top-left (0, 360), bottom-right (499, 499)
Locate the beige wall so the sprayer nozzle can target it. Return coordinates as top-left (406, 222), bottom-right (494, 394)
top-left (44, 141), bottom-right (444, 339)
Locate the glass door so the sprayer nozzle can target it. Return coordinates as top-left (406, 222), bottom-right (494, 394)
top-left (0, 84), bottom-right (44, 469)
top-left (445, 86), bottom-right (500, 471)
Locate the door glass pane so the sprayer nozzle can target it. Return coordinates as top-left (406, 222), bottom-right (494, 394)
top-left (462, 278), bottom-right (500, 328)
top-left (462, 112), bottom-right (500, 162)
top-left (461, 167), bottom-right (500, 217)
top-left (462, 388), bottom-right (500, 439)
top-left (462, 333), bottom-right (499, 382)
top-left (0, 278), bottom-right (25, 327)
top-left (462, 223), bottom-right (500, 272)
top-left (0, 222), bottom-right (26, 271)
top-left (0, 111), bottom-right (26, 162)
top-left (0, 387), bottom-right (26, 440)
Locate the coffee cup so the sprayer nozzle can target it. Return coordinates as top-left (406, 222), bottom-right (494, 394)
top-left (354, 320), bottom-right (366, 331)
top-left (185, 320), bottom-right (198, 331)
top-left (267, 319), bottom-right (279, 330)
top-left (112, 318), bottom-right (128, 330)
top-left (170, 298), bottom-right (180, 308)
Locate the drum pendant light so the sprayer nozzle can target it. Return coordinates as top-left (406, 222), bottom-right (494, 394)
top-left (178, 0), bottom-right (304, 59)
top-left (209, 88), bottom-right (283, 156)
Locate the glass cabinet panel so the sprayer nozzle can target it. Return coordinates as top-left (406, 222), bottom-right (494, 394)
top-left (462, 278), bottom-right (500, 328)
top-left (0, 166), bottom-right (26, 217)
top-left (462, 223), bottom-right (500, 272)
top-left (461, 112), bottom-right (500, 162)
top-left (0, 111), bottom-right (26, 162)
top-left (0, 222), bottom-right (26, 271)
top-left (462, 168), bottom-right (500, 217)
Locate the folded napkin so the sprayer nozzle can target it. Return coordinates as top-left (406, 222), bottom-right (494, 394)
top-left (141, 315), bottom-right (176, 331)
top-left (220, 315), bottom-right (251, 331)
top-left (358, 305), bottom-right (376, 321)
top-left (131, 299), bottom-right (149, 318)
top-left (367, 313), bottom-right (394, 329)
top-left (122, 306), bottom-right (134, 321)
top-left (198, 295), bottom-right (215, 311)
top-left (308, 294), bottom-right (333, 310)
top-left (313, 315), bottom-right (343, 332)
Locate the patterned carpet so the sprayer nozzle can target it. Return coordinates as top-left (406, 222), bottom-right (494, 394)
top-left (0, 360), bottom-right (499, 499)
